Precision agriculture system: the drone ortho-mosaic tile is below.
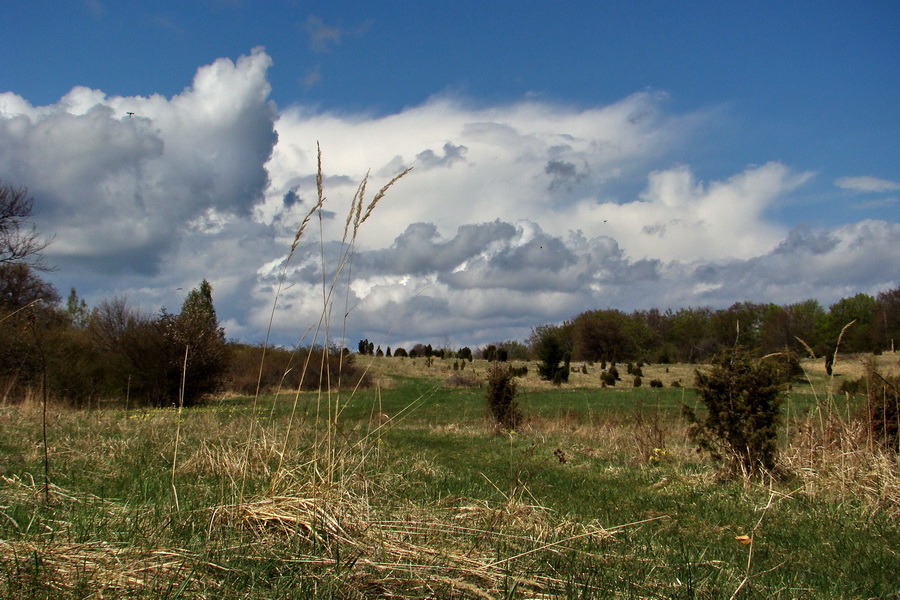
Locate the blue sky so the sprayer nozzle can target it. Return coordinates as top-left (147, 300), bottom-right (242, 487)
top-left (2, 1), bottom-right (898, 348)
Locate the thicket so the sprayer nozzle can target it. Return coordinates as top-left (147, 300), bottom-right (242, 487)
top-left (0, 279), bottom-right (231, 407)
top-left (228, 344), bottom-right (367, 395)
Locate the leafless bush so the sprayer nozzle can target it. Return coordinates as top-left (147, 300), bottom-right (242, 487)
top-left (228, 344), bottom-right (370, 395)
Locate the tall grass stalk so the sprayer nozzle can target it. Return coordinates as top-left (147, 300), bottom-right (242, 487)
top-left (268, 147), bottom-right (411, 490)
top-left (239, 145), bottom-right (329, 502)
top-left (785, 331), bottom-right (899, 519)
top-left (170, 345), bottom-right (188, 511)
top-left (28, 314), bottom-right (50, 504)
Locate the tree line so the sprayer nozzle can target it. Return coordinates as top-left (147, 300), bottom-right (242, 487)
top-left (361, 292), bottom-right (899, 370)
top-left (528, 292), bottom-right (899, 368)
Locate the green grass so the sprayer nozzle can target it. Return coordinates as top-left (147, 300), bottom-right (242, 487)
top-left (0, 372), bottom-right (897, 599)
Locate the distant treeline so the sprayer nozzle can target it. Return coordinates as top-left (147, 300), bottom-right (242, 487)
top-left (365, 288), bottom-right (900, 365)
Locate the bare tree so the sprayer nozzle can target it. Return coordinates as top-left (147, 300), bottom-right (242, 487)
top-left (0, 180), bottom-right (53, 268)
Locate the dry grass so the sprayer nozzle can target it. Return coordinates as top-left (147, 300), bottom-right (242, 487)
top-left (0, 475), bottom-right (219, 597)
top-left (214, 481), bottom-right (649, 599)
top-left (783, 407), bottom-right (900, 519)
top-left (0, 539), bottom-right (218, 596)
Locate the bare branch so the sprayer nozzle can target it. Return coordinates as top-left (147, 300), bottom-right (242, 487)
top-left (0, 180), bottom-right (54, 269)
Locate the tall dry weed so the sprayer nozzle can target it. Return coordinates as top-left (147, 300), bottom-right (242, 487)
top-left (785, 329), bottom-right (900, 517)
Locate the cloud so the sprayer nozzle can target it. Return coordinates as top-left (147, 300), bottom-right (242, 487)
top-left (84, 0), bottom-right (103, 18)
top-left (667, 220), bottom-right (900, 307)
top-left (0, 47), bottom-right (277, 275)
top-left (415, 142), bottom-right (468, 169)
top-left (835, 176), bottom-right (900, 193)
top-left (853, 197), bottom-right (898, 210)
top-left (303, 66), bottom-right (322, 89)
top-left (306, 16), bottom-right (342, 52)
top-left (263, 91), bottom-right (707, 254)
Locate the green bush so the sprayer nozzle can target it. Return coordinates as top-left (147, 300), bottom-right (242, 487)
top-left (684, 347), bottom-right (785, 477)
top-left (485, 362), bottom-right (522, 431)
top-left (839, 376), bottom-right (866, 396)
top-left (764, 349), bottom-right (804, 383)
top-left (533, 326), bottom-right (570, 385)
top-left (600, 370), bottom-right (616, 386)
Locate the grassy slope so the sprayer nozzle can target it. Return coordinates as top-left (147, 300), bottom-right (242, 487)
top-left (0, 354), bottom-right (897, 598)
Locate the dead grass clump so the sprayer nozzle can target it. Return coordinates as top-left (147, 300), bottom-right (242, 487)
top-left (0, 475), bottom-right (217, 597)
top-left (0, 540), bottom-right (217, 597)
top-left (631, 401), bottom-right (668, 463)
top-left (209, 479), bottom-right (641, 599)
top-left (784, 416), bottom-right (900, 519)
top-left (781, 351), bottom-right (900, 517)
top-left (178, 433), bottom-right (281, 482)
top-left (443, 372), bottom-right (481, 388)
top-left (224, 494), bottom-right (360, 548)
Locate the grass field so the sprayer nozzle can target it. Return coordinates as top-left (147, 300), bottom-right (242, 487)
top-left (0, 353), bottom-right (898, 598)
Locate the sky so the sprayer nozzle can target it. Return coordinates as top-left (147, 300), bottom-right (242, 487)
top-left (1, 1), bottom-right (899, 350)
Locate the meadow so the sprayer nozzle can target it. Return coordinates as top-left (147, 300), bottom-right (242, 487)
top-left (1, 353), bottom-right (898, 599)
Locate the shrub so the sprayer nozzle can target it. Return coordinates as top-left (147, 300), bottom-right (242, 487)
top-left (649, 378), bottom-right (664, 388)
top-left (839, 376), bottom-right (866, 396)
top-left (485, 363), bottom-right (522, 431)
top-left (684, 347), bottom-right (785, 477)
top-left (764, 349), bottom-right (803, 383)
top-left (600, 370), bottom-right (617, 387)
top-left (534, 327), bottom-right (570, 385)
top-left (633, 376), bottom-right (642, 387)
top-left (88, 297), bottom-right (177, 406)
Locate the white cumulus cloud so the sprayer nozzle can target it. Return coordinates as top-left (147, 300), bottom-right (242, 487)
top-left (0, 47), bottom-right (277, 274)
